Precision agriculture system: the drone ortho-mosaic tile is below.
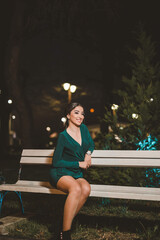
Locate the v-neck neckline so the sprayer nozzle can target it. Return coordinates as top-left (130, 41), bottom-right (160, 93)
top-left (65, 126), bottom-right (82, 147)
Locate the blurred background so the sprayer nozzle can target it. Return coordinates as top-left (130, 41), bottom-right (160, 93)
top-left (1, 0), bottom-right (160, 155)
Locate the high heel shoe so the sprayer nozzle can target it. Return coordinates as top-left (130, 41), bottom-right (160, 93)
top-left (60, 229), bottom-right (71, 240)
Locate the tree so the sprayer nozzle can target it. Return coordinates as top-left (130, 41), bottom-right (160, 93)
top-left (4, 0), bottom-right (118, 149)
top-left (4, 0), bottom-right (35, 148)
top-left (91, 26), bottom-right (160, 187)
top-left (97, 25), bottom-right (160, 150)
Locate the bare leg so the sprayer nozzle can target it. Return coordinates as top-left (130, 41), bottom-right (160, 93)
top-left (74, 178), bottom-right (91, 216)
top-left (57, 176), bottom-right (82, 231)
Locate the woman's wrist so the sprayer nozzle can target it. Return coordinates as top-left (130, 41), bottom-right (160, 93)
top-left (86, 150), bottom-right (92, 155)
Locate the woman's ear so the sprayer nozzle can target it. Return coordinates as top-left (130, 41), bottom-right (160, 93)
top-left (67, 114), bottom-right (70, 120)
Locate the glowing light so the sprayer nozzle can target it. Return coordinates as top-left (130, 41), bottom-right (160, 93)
top-left (12, 115), bottom-right (16, 119)
top-left (61, 117), bottom-right (67, 123)
top-left (46, 127), bottom-right (51, 131)
top-left (8, 99), bottom-right (12, 104)
top-left (136, 135), bottom-right (159, 187)
top-left (132, 113), bottom-right (138, 119)
top-left (150, 98), bottom-right (154, 102)
top-left (90, 108), bottom-right (95, 113)
top-left (63, 83), bottom-right (70, 91)
top-left (70, 85), bottom-right (77, 93)
top-left (111, 104), bottom-right (119, 110)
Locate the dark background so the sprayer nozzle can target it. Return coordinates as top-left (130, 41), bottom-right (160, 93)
top-left (1, 0), bottom-right (160, 152)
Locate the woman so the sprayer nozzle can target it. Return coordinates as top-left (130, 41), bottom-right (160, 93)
top-left (50, 102), bottom-right (95, 240)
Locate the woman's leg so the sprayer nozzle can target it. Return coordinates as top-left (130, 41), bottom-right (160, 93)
top-left (74, 178), bottom-right (91, 216)
top-left (57, 176), bottom-right (82, 231)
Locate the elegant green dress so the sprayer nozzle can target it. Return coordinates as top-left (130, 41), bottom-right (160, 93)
top-left (49, 124), bottom-right (95, 187)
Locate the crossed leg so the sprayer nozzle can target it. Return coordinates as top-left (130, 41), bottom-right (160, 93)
top-left (57, 176), bottom-right (91, 231)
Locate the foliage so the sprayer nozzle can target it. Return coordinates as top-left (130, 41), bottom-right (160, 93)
top-left (93, 26), bottom-right (160, 187)
top-left (97, 26), bottom-right (160, 150)
top-left (139, 222), bottom-right (160, 240)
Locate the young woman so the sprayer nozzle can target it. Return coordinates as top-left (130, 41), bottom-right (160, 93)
top-left (49, 102), bottom-right (95, 240)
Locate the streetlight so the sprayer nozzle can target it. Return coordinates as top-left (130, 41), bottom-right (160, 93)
top-left (111, 104), bottom-right (119, 116)
top-left (46, 127), bottom-right (51, 132)
top-left (63, 83), bottom-right (77, 103)
top-left (132, 113), bottom-right (138, 119)
top-left (61, 117), bottom-right (67, 123)
top-left (8, 99), bottom-right (12, 104)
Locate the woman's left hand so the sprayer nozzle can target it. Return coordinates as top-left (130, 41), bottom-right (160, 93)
top-left (84, 154), bottom-right (91, 168)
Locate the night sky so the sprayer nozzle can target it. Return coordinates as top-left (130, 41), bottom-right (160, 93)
top-left (1, 0), bottom-right (160, 148)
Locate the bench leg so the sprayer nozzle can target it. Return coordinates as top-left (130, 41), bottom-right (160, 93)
top-left (0, 191), bottom-right (8, 216)
top-left (15, 191), bottom-right (24, 214)
top-left (0, 191), bottom-right (24, 216)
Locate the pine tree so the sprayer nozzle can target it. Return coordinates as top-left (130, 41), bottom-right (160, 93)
top-left (91, 26), bottom-right (160, 187)
top-left (98, 26), bottom-right (160, 150)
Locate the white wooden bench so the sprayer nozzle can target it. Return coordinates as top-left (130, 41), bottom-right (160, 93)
top-left (1, 149), bottom-right (160, 215)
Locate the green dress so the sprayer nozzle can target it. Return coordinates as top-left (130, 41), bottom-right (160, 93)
top-left (49, 124), bottom-right (95, 187)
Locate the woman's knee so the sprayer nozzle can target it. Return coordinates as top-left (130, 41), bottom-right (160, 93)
top-left (81, 183), bottom-right (91, 198)
top-left (69, 183), bottom-right (82, 197)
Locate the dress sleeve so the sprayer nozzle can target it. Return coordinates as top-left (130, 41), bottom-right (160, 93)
top-left (84, 125), bottom-right (95, 153)
top-left (52, 133), bottom-right (79, 168)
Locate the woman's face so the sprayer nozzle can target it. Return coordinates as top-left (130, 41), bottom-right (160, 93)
top-left (67, 106), bottom-right (84, 126)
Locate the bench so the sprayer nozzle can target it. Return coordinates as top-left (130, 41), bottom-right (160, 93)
top-left (1, 149), bottom-right (160, 215)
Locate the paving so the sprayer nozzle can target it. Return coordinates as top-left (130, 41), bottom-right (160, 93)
top-left (0, 214), bottom-right (33, 240)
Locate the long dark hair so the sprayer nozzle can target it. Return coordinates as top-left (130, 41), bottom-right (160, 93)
top-left (65, 102), bottom-right (84, 127)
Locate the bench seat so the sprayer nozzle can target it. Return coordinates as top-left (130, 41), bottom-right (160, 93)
top-left (1, 180), bottom-right (160, 201)
top-left (1, 149), bottom-right (160, 216)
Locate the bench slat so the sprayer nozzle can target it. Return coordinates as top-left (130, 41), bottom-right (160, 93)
top-left (1, 181), bottom-right (160, 201)
top-left (22, 149), bottom-right (160, 158)
top-left (20, 157), bottom-right (52, 164)
top-left (0, 181), bottom-right (66, 195)
top-left (20, 156), bottom-right (160, 167)
top-left (92, 150), bottom-right (160, 158)
top-left (91, 158), bottom-right (160, 167)
top-left (90, 185), bottom-right (160, 201)
top-left (22, 149), bottom-right (54, 157)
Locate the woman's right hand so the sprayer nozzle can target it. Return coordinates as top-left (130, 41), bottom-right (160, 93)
top-left (79, 161), bottom-right (89, 169)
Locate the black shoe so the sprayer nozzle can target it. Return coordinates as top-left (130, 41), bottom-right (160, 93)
top-left (61, 229), bottom-right (71, 240)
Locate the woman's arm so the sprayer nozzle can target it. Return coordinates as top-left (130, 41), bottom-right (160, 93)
top-left (83, 124), bottom-right (95, 168)
top-left (84, 124), bottom-right (95, 153)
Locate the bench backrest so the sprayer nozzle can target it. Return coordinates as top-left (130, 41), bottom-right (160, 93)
top-left (21, 149), bottom-right (160, 168)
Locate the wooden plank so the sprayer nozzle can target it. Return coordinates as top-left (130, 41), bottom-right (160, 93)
top-left (20, 157), bottom-right (52, 164)
top-left (91, 184), bottom-right (160, 194)
top-left (90, 184), bottom-right (160, 201)
top-left (92, 150), bottom-right (160, 158)
top-left (22, 149), bottom-right (54, 157)
top-left (20, 156), bottom-right (160, 167)
top-left (0, 182), bottom-right (66, 195)
top-left (1, 182), bottom-right (160, 201)
top-left (22, 149), bottom-right (160, 158)
top-left (90, 191), bottom-right (160, 201)
top-left (91, 158), bottom-right (160, 167)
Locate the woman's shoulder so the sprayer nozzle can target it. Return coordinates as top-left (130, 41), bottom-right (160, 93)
top-left (80, 123), bottom-right (88, 130)
top-left (59, 129), bottom-right (67, 136)
top-left (57, 130), bottom-right (67, 140)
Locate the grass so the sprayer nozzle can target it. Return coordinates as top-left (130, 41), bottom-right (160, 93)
top-left (1, 193), bottom-right (160, 240)
top-left (1, 156), bottom-right (160, 239)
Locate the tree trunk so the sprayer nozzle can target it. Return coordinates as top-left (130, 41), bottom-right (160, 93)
top-left (5, 0), bottom-right (33, 148)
